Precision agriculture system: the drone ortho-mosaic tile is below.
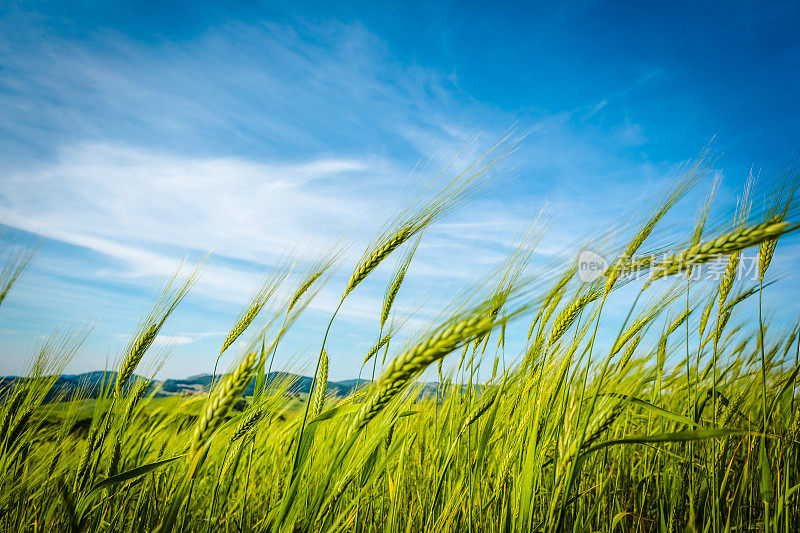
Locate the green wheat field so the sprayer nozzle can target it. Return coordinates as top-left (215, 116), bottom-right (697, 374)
top-left (2, 143), bottom-right (800, 532)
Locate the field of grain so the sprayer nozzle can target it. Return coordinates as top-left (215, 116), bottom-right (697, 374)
top-left (2, 145), bottom-right (800, 532)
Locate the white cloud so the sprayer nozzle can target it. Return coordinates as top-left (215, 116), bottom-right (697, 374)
top-left (152, 334), bottom-right (197, 347)
top-left (2, 142), bottom-right (380, 263)
top-left (0, 141), bottom-right (523, 308)
top-left (0, 19), bottom-right (669, 297)
top-left (0, 15), bottom-right (736, 380)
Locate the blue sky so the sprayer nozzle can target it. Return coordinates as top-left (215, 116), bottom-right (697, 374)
top-left (1, 1), bottom-right (799, 380)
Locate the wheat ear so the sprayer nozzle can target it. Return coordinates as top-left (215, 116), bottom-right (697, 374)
top-left (363, 334), bottom-right (392, 365)
top-left (644, 221), bottom-right (796, 283)
top-left (380, 235), bottom-right (420, 328)
top-left (547, 288), bottom-right (601, 348)
top-left (117, 265), bottom-right (199, 396)
top-left (347, 312), bottom-right (494, 436)
top-left (190, 352), bottom-right (258, 456)
top-left (311, 350), bottom-right (328, 417)
top-left (604, 156), bottom-right (709, 295)
top-left (220, 266), bottom-right (289, 355)
top-left (345, 226), bottom-right (414, 297)
top-left (288, 270), bottom-right (324, 315)
top-left (231, 408), bottom-right (264, 443)
top-left (116, 321), bottom-right (161, 396)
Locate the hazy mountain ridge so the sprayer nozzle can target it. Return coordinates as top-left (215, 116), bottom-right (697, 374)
top-left (0, 372), bottom-right (443, 400)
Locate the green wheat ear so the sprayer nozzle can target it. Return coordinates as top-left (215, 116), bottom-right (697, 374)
top-left (220, 257), bottom-right (293, 355)
top-left (190, 352), bottom-right (258, 456)
top-left (342, 135), bottom-right (516, 300)
top-left (311, 350), bottom-right (328, 417)
top-left (643, 220), bottom-right (798, 284)
top-left (117, 262), bottom-right (201, 396)
top-left (230, 407), bottom-right (264, 443)
top-left (348, 308), bottom-right (497, 436)
top-left (380, 234), bottom-right (421, 329)
top-left (604, 149), bottom-right (713, 296)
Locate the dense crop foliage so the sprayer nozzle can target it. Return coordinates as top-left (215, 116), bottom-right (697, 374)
top-left (2, 146), bottom-right (800, 532)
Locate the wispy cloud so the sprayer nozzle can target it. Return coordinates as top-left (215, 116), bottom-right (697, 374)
top-left (152, 334), bottom-right (197, 347)
top-left (1, 13), bottom-right (767, 379)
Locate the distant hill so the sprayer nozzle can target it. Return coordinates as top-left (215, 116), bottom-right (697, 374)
top-left (160, 372), bottom-right (373, 397)
top-left (0, 371), bottom-right (442, 401)
top-left (1, 371), bottom-right (142, 401)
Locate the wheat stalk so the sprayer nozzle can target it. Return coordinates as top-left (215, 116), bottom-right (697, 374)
top-left (460, 385), bottom-right (500, 434)
top-left (220, 264), bottom-right (290, 355)
top-left (190, 352), bottom-right (258, 456)
top-left (343, 138), bottom-right (514, 298)
top-left (643, 221), bottom-right (796, 283)
top-left (231, 408), bottom-right (264, 443)
top-left (698, 294), bottom-right (716, 338)
top-left (527, 267), bottom-right (575, 342)
top-left (611, 294), bottom-right (676, 356)
top-left (618, 335), bottom-right (642, 371)
top-left (288, 271), bottom-right (324, 315)
top-left (604, 154), bottom-right (711, 295)
top-left (221, 439), bottom-right (244, 480)
top-left (0, 244), bottom-right (36, 308)
top-left (347, 312), bottom-right (495, 435)
top-left (109, 378), bottom-right (151, 476)
top-left (363, 334), bottom-right (392, 365)
top-left (718, 252), bottom-right (740, 309)
top-left (117, 322), bottom-right (161, 396)
top-left (380, 235), bottom-right (420, 328)
top-left (547, 287), bottom-right (601, 348)
top-left (311, 350), bottom-right (328, 417)
top-left (0, 386), bottom-right (27, 443)
top-left (117, 265), bottom-right (199, 396)
top-left (759, 170), bottom-right (797, 282)
top-left (345, 227), bottom-right (414, 297)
